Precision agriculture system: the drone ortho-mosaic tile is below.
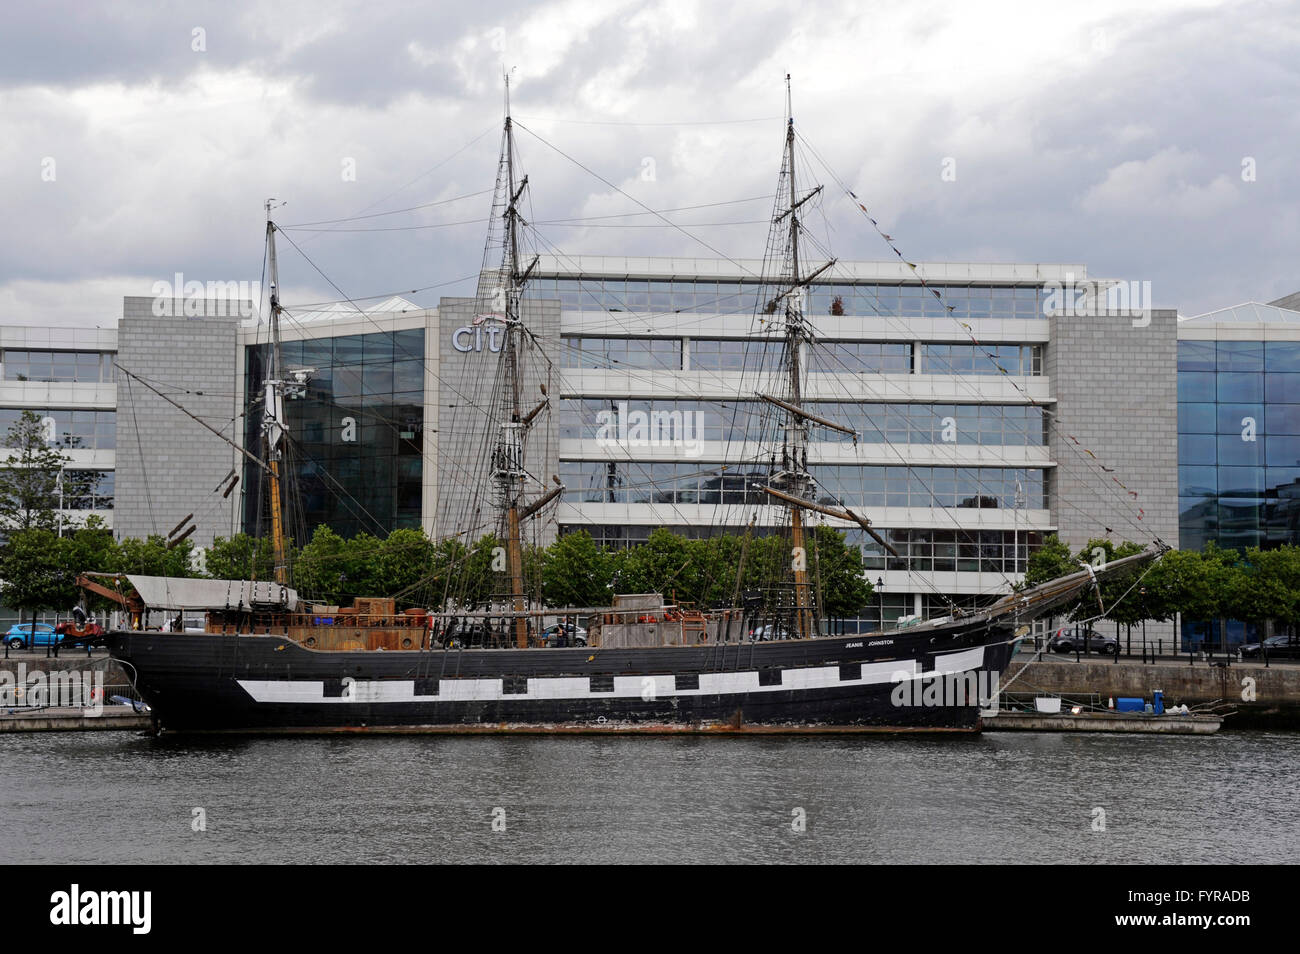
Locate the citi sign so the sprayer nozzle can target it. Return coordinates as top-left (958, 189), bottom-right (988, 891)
top-left (451, 326), bottom-right (504, 353)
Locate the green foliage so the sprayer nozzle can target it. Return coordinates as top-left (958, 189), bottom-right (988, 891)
top-left (292, 525), bottom-right (359, 604)
top-left (807, 524), bottom-right (875, 617)
top-left (206, 533), bottom-right (274, 581)
top-left (109, 534), bottom-right (196, 578)
top-left (0, 519), bottom-right (133, 617)
top-left (1023, 534), bottom-right (1075, 587)
top-left (599, 526), bottom-right (873, 615)
top-left (1082, 538), bottom-right (1147, 625)
top-left (1026, 537), bottom-right (1300, 631)
top-left (0, 410), bottom-right (71, 533)
top-left (0, 528), bottom-right (70, 617)
top-left (540, 530), bottom-right (612, 608)
top-left (1225, 546), bottom-right (1300, 627)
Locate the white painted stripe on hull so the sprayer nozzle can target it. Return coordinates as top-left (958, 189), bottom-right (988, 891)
top-left (235, 648), bottom-right (987, 705)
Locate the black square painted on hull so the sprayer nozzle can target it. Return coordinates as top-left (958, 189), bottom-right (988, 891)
top-left (503, 675), bottom-right (528, 694)
top-left (839, 663), bottom-right (861, 681)
top-left (590, 675), bottom-right (614, 693)
top-left (414, 678), bottom-right (439, 696)
top-left (675, 673), bottom-right (699, 690)
top-left (322, 678), bottom-right (346, 698)
top-left (758, 668), bottom-right (783, 687)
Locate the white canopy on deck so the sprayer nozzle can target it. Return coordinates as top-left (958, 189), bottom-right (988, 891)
top-left (124, 575), bottom-right (299, 611)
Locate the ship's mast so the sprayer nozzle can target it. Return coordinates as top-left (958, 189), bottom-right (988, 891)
top-left (492, 77), bottom-right (534, 649)
top-left (773, 78), bottom-right (815, 639)
top-left (263, 203), bottom-right (290, 586)
top-left (757, 81), bottom-right (900, 634)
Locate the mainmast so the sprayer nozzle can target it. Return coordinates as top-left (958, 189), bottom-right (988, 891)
top-left (488, 77), bottom-right (557, 649)
top-left (756, 81), bottom-right (900, 636)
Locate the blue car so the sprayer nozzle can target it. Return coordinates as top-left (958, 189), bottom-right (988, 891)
top-left (5, 622), bottom-right (59, 650)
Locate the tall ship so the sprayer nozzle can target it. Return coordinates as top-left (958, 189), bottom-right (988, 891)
top-left (92, 81), bottom-right (1164, 734)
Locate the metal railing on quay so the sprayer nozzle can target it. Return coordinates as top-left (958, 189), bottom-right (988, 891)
top-left (1017, 635), bottom-right (1300, 667)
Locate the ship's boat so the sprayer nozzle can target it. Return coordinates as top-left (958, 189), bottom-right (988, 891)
top-left (90, 79), bottom-right (1166, 733)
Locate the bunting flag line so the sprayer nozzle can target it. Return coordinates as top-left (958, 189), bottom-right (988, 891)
top-left (827, 159), bottom-right (1151, 535)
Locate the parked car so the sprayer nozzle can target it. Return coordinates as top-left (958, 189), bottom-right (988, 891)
top-left (1048, 627), bottom-right (1119, 656)
top-left (1240, 634), bottom-right (1300, 660)
top-left (541, 623), bottom-right (587, 647)
top-left (5, 622), bottom-right (58, 650)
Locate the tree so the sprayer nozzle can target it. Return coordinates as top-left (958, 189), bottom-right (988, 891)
top-left (1080, 538), bottom-right (1147, 626)
top-left (109, 534), bottom-right (196, 579)
top-left (57, 518), bottom-right (119, 612)
top-left (293, 525), bottom-right (357, 604)
top-left (0, 529), bottom-right (70, 626)
top-left (0, 410), bottom-right (71, 534)
top-left (806, 524), bottom-right (875, 618)
top-left (541, 530), bottom-right (613, 608)
top-left (372, 528), bottom-right (436, 598)
top-left (610, 528), bottom-right (692, 597)
top-left (1022, 533), bottom-right (1075, 587)
top-left (206, 533), bottom-right (275, 581)
top-left (1222, 546), bottom-right (1299, 644)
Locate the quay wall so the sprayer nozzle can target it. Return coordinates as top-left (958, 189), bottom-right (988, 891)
top-left (1006, 657), bottom-right (1300, 728)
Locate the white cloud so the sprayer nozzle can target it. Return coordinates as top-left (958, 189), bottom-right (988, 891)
top-left (1079, 147), bottom-right (1239, 218)
top-left (0, 0), bottom-right (1293, 320)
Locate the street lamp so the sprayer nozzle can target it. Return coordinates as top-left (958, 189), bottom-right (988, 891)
top-left (1013, 478), bottom-right (1026, 576)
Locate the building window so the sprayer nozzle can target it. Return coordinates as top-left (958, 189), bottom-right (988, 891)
top-left (558, 399), bottom-right (1047, 447)
top-left (61, 470), bottom-right (114, 510)
top-left (3, 350), bottom-right (116, 383)
top-left (919, 344), bottom-right (1041, 376)
top-left (560, 337), bottom-right (682, 370)
top-left (0, 408), bottom-right (116, 450)
top-left (689, 339), bottom-right (784, 371)
top-left (808, 342), bottom-right (913, 374)
top-left (557, 460), bottom-right (1047, 510)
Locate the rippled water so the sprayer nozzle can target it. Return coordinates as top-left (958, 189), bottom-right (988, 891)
top-left (2, 730), bottom-right (1296, 864)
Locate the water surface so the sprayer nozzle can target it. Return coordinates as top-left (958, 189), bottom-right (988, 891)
top-left (2, 731), bottom-right (1295, 863)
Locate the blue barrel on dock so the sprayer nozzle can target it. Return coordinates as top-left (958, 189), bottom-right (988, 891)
top-left (1152, 690), bottom-right (1164, 715)
top-left (1116, 697), bottom-right (1146, 713)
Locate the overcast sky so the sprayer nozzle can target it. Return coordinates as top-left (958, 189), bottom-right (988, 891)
top-left (1, 0), bottom-right (1296, 327)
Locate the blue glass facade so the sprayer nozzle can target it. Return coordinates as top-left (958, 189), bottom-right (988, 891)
top-left (1177, 339), bottom-right (1300, 552)
top-left (244, 329), bottom-right (425, 539)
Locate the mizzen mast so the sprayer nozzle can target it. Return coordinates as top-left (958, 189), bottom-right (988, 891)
top-left (263, 202), bottom-right (290, 586)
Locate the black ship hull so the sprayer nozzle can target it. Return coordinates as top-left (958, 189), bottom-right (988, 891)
top-left (105, 620), bottom-right (1018, 734)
